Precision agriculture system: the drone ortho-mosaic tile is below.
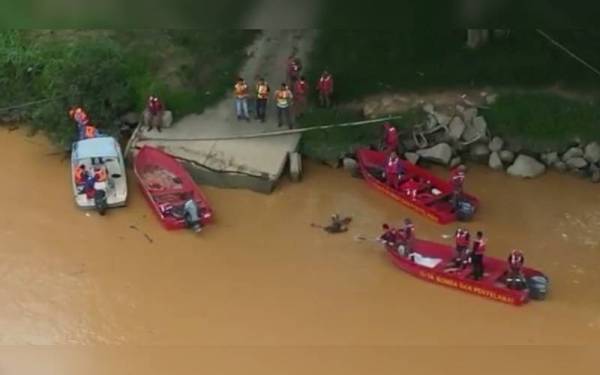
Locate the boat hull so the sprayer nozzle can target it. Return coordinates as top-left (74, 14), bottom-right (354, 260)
top-left (133, 146), bottom-right (214, 230)
top-left (356, 148), bottom-right (479, 224)
top-left (385, 239), bottom-right (547, 306)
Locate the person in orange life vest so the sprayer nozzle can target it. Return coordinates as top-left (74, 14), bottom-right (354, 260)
top-left (384, 152), bottom-right (401, 189)
top-left (379, 224), bottom-right (398, 247)
top-left (69, 107), bottom-right (90, 139)
top-left (293, 76), bottom-right (309, 118)
top-left (506, 249), bottom-right (526, 289)
top-left (255, 77), bottom-right (270, 122)
top-left (470, 231), bottom-right (486, 280)
top-left (398, 218), bottom-right (415, 256)
top-left (83, 123), bottom-right (97, 139)
top-left (234, 77), bottom-right (250, 121)
top-left (274, 82), bottom-right (294, 128)
top-left (403, 178), bottom-right (421, 201)
top-left (382, 122), bottom-right (399, 154)
top-left (146, 95), bottom-right (164, 132)
top-left (316, 70), bottom-right (334, 108)
top-left (74, 164), bottom-right (88, 186)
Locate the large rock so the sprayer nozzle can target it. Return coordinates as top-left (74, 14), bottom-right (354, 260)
top-left (462, 116), bottom-right (488, 143)
top-left (416, 143), bottom-right (453, 165)
top-left (485, 93), bottom-right (498, 105)
top-left (462, 107), bottom-right (478, 125)
top-left (450, 156), bottom-right (462, 168)
top-left (562, 147), bottom-right (584, 162)
top-left (425, 114), bottom-right (438, 130)
top-left (507, 155), bottom-right (546, 178)
top-left (423, 103), bottom-right (435, 114)
top-left (553, 161), bottom-right (567, 173)
top-left (342, 157), bottom-right (358, 171)
top-left (362, 101), bottom-right (379, 118)
top-left (162, 110), bottom-right (173, 128)
top-left (566, 157), bottom-right (588, 169)
top-left (488, 152), bottom-right (503, 170)
top-left (541, 152), bottom-right (559, 166)
top-left (404, 152), bottom-right (420, 165)
top-left (448, 117), bottom-right (466, 141)
top-left (434, 112), bottom-right (452, 127)
top-left (469, 143), bottom-right (490, 162)
top-left (591, 171), bottom-right (600, 183)
top-left (584, 142), bottom-right (600, 163)
top-left (499, 150), bottom-right (515, 163)
top-left (488, 136), bottom-right (504, 152)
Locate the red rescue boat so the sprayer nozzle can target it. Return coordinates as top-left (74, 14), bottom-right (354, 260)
top-left (384, 239), bottom-right (549, 306)
top-left (356, 148), bottom-right (479, 224)
top-left (133, 146), bottom-right (213, 230)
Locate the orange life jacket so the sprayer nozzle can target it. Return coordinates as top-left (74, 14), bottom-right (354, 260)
top-left (275, 89), bottom-right (292, 107)
top-left (74, 166), bottom-right (86, 184)
top-left (256, 83), bottom-right (269, 99)
top-left (234, 82), bottom-right (249, 98)
top-left (84, 125), bottom-right (97, 139)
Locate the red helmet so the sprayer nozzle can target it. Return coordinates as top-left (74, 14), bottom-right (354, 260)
top-left (382, 223), bottom-right (390, 230)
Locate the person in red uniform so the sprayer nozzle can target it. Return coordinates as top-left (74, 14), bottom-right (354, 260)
top-left (471, 231), bottom-right (486, 280)
top-left (316, 70), bottom-right (334, 108)
top-left (454, 228), bottom-right (465, 258)
top-left (287, 55), bottom-right (302, 85)
top-left (379, 224), bottom-right (397, 247)
top-left (450, 164), bottom-right (466, 206)
top-left (382, 122), bottom-right (399, 155)
top-left (293, 76), bottom-right (309, 118)
top-left (506, 249), bottom-right (526, 289)
top-left (74, 164), bottom-right (88, 186)
top-left (147, 95), bottom-right (164, 132)
top-left (453, 228), bottom-right (471, 268)
top-left (398, 218), bottom-right (415, 256)
top-left (69, 106), bottom-right (90, 139)
top-left (384, 152), bottom-right (400, 189)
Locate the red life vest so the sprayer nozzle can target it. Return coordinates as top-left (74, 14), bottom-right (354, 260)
top-left (458, 231), bottom-right (470, 247)
top-left (318, 75), bottom-right (333, 93)
top-left (402, 223), bottom-right (414, 240)
top-left (473, 238), bottom-right (486, 255)
top-left (508, 253), bottom-right (524, 268)
top-left (94, 167), bottom-right (107, 182)
top-left (454, 230), bottom-right (463, 246)
top-left (84, 125), bottom-right (97, 139)
top-left (386, 156), bottom-right (399, 175)
top-left (293, 80), bottom-right (307, 96)
top-left (148, 97), bottom-right (163, 115)
top-left (385, 127), bottom-right (398, 147)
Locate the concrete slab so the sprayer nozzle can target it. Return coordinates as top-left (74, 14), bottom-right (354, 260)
top-left (132, 28), bottom-right (315, 193)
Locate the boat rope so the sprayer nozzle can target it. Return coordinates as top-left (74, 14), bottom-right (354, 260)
top-left (135, 115), bottom-right (405, 143)
top-left (536, 29), bottom-right (600, 79)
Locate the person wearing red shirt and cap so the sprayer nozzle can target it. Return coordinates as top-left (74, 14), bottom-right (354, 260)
top-left (398, 218), bottom-right (415, 256)
top-left (293, 76), bottom-right (309, 118)
top-left (470, 231), bottom-right (486, 280)
top-left (316, 70), bottom-right (334, 108)
top-left (382, 122), bottom-right (399, 154)
top-left (146, 95), bottom-right (164, 132)
top-left (506, 249), bottom-right (526, 289)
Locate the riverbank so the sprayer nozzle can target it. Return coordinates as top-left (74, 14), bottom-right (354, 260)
top-left (0, 30), bottom-right (257, 145)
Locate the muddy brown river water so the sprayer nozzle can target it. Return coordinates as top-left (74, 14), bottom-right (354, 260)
top-left (1, 129), bottom-right (599, 373)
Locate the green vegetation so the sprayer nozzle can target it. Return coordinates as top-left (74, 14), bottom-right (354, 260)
top-left (301, 25), bottom-right (600, 157)
top-left (486, 92), bottom-right (600, 151)
top-left (298, 108), bottom-right (422, 161)
top-left (0, 30), bottom-right (257, 146)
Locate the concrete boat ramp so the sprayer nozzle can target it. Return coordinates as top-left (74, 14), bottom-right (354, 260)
top-left (129, 30), bottom-right (313, 193)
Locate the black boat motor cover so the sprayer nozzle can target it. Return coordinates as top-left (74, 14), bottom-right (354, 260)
top-left (456, 200), bottom-right (475, 221)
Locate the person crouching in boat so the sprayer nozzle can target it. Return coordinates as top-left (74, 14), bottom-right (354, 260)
top-left (470, 231), bottom-right (486, 280)
top-left (384, 152), bottom-right (401, 189)
top-left (506, 249), bottom-right (526, 289)
top-left (398, 218), bottom-right (415, 256)
top-left (379, 224), bottom-right (397, 247)
top-left (182, 198), bottom-right (204, 233)
top-left (450, 164), bottom-right (466, 206)
top-left (453, 228), bottom-right (471, 268)
top-left (382, 122), bottom-right (399, 154)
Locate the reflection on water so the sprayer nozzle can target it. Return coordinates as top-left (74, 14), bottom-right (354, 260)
top-left (1, 128), bottom-right (599, 371)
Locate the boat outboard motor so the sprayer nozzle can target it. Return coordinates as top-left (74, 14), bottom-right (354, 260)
top-left (527, 275), bottom-right (550, 301)
top-left (93, 180), bottom-right (108, 216)
top-left (183, 199), bottom-right (202, 233)
top-left (455, 199), bottom-right (475, 221)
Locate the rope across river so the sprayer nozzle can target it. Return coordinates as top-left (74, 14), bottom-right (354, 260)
top-left (136, 115), bottom-right (405, 143)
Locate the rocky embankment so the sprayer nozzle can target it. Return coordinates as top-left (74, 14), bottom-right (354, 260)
top-left (344, 93), bottom-right (600, 184)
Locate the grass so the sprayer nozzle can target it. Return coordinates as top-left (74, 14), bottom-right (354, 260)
top-left (297, 107), bottom-right (422, 161)
top-left (485, 92), bottom-right (600, 151)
